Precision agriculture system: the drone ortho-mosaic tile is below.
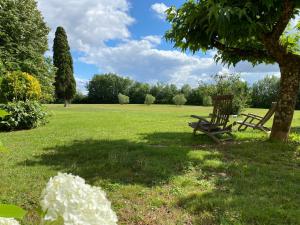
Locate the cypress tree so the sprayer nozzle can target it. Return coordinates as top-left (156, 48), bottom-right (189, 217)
top-left (53, 27), bottom-right (76, 107)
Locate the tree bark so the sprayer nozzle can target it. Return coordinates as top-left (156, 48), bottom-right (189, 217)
top-left (270, 64), bottom-right (300, 141)
top-left (64, 99), bottom-right (68, 107)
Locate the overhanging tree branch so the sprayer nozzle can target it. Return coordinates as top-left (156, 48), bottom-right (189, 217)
top-left (262, 0), bottom-right (296, 60)
top-left (212, 41), bottom-right (273, 61)
top-left (268, 0), bottom-right (295, 41)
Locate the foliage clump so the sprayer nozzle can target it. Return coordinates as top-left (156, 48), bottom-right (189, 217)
top-left (87, 74), bottom-right (133, 104)
top-left (72, 92), bottom-right (88, 104)
top-left (173, 94), bottom-right (187, 106)
top-left (0, 71), bottom-right (41, 102)
top-left (0, 0), bottom-right (55, 102)
top-left (118, 93), bottom-right (130, 105)
top-left (213, 74), bottom-right (250, 114)
top-left (129, 82), bottom-right (150, 104)
top-left (0, 101), bottom-right (48, 131)
top-left (0, 109), bottom-right (9, 118)
top-left (150, 83), bottom-right (178, 104)
top-left (144, 94), bottom-right (156, 105)
top-left (202, 95), bottom-right (212, 106)
top-left (252, 76), bottom-right (279, 108)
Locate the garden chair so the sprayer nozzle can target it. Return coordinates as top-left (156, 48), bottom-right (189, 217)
top-left (189, 95), bottom-right (234, 143)
top-left (234, 102), bottom-right (277, 133)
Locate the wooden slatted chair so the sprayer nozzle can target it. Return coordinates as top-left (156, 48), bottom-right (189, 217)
top-left (234, 102), bottom-right (277, 133)
top-left (189, 95), bottom-right (234, 143)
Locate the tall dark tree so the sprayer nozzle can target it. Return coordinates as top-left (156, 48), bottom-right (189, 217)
top-left (53, 27), bottom-right (76, 107)
top-left (166, 0), bottom-right (300, 141)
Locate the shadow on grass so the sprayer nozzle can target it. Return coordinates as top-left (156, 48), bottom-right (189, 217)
top-left (21, 132), bottom-right (300, 224)
top-left (139, 131), bottom-right (240, 147)
top-left (21, 130), bottom-right (225, 188)
top-left (23, 139), bottom-right (198, 186)
top-left (178, 141), bottom-right (300, 224)
top-left (140, 131), bottom-right (214, 146)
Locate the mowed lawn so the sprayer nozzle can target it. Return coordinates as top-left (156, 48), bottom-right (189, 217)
top-left (0, 104), bottom-right (299, 225)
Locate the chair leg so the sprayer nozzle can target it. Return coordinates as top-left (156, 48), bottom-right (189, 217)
top-left (193, 128), bottom-right (197, 136)
top-left (238, 117), bottom-right (255, 131)
top-left (206, 132), bottom-right (221, 144)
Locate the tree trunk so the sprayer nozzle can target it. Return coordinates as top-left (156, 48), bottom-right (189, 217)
top-left (64, 99), bottom-right (68, 107)
top-left (270, 64), bottom-right (300, 141)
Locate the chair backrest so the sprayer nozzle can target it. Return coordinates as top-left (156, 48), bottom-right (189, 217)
top-left (210, 95), bottom-right (233, 128)
top-left (257, 102), bottom-right (277, 127)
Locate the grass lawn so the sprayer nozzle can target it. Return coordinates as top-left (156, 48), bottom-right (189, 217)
top-left (0, 104), bottom-right (299, 225)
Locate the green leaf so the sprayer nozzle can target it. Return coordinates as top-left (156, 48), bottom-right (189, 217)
top-left (0, 109), bottom-right (9, 119)
top-left (0, 204), bottom-right (26, 219)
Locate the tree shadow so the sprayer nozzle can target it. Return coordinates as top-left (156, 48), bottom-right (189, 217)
top-left (22, 138), bottom-right (207, 186)
top-left (177, 141), bottom-right (300, 224)
top-left (139, 130), bottom-right (242, 147)
top-left (139, 131), bottom-right (214, 146)
top-left (20, 132), bottom-right (300, 224)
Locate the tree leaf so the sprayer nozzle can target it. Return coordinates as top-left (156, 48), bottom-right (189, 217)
top-left (0, 204), bottom-right (26, 219)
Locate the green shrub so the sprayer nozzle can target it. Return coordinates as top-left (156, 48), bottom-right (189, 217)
top-left (0, 71), bottom-right (42, 102)
top-left (144, 94), bottom-right (156, 105)
top-left (118, 93), bottom-right (130, 105)
top-left (0, 101), bottom-right (48, 131)
top-left (202, 96), bottom-right (212, 106)
top-left (173, 94), bottom-right (187, 106)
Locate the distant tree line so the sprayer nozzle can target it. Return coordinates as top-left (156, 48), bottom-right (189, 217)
top-left (72, 73), bottom-right (300, 113)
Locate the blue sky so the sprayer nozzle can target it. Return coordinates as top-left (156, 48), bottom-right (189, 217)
top-left (38, 0), bottom-right (280, 93)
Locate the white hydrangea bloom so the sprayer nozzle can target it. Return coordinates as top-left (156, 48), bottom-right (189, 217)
top-left (0, 218), bottom-right (20, 225)
top-left (40, 173), bottom-right (118, 225)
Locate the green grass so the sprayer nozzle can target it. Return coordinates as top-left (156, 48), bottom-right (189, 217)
top-left (0, 104), bottom-right (299, 225)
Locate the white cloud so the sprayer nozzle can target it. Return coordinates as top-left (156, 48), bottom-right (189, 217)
top-left (37, 0), bottom-right (134, 51)
top-left (151, 3), bottom-right (169, 19)
top-left (80, 36), bottom-right (279, 87)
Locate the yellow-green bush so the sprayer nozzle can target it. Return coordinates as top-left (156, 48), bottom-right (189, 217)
top-left (0, 71), bottom-right (41, 102)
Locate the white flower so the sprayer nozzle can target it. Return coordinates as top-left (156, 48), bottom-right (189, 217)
top-left (40, 173), bottom-right (118, 225)
top-left (0, 218), bottom-right (20, 225)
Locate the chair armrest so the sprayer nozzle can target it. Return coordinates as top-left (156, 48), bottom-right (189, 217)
top-left (190, 115), bottom-right (210, 123)
top-left (249, 113), bottom-right (263, 119)
top-left (241, 113), bottom-right (262, 121)
top-left (241, 113), bottom-right (249, 117)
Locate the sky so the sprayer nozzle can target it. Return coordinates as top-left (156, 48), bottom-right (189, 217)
top-left (37, 0), bottom-right (281, 93)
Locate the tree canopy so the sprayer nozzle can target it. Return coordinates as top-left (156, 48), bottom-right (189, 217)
top-left (252, 76), bottom-right (280, 108)
top-left (165, 0), bottom-right (300, 66)
top-left (0, 0), bottom-right (55, 102)
top-left (87, 73), bottom-right (133, 104)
